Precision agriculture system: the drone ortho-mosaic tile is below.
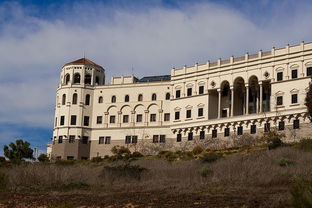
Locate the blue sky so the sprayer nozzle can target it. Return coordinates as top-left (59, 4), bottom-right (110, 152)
top-left (1, 0), bottom-right (312, 155)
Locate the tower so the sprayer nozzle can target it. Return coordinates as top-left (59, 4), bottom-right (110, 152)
top-left (51, 58), bottom-right (105, 160)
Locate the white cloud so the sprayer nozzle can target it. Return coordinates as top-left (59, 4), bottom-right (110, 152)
top-left (0, 1), bottom-right (312, 129)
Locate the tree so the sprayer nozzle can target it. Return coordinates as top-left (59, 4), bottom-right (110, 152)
top-left (305, 80), bottom-right (312, 122)
top-left (37, 154), bottom-right (49, 162)
top-left (3, 139), bottom-right (34, 162)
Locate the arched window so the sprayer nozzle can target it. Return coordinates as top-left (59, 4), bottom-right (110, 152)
top-left (85, 94), bottom-right (90, 105)
top-left (62, 94), bottom-right (66, 105)
top-left (65, 74), bottom-right (70, 85)
top-left (111, 95), bottom-right (116, 103)
top-left (95, 76), bottom-right (100, 85)
top-left (73, 73), bottom-right (80, 84)
top-left (152, 93), bottom-right (157, 101)
top-left (125, 95), bottom-right (130, 102)
top-left (98, 96), bottom-right (103, 103)
top-left (85, 74), bottom-right (91, 84)
top-left (165, 93), bottom-right (170, 100)
top-left (72, 93), bottom-right (78, 104)
top-left (138, 94), bottom-right (143, 101)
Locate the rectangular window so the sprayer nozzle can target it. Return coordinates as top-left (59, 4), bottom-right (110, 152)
top-left (105, 136), bottom-right (111, 144)
top-left (176, 90), bottom-right (181, 98)
top-left (99, 136), bottom-right (104, 144)
top-left (160, 135), bottom-right (166, 143)
top-left (291, 94), bottom-right (298, 104)
top-left (237, 126), bottom-right (243, 135)
top-left (150, 114), bottom-right (156, 122)
top-left (187, 88), bottom-right (192, 96)
top-left (199, 86), bottom-right (204, 94)
top-left (264, 123), bottom-right (270, 132)
top-left (164, 113), bottom-right (170, 121)
top-left (224, 128), bottom-right (230, 137)
top-left (123, 115), bottom-right (129, 123)
top-left (250, 125), bottom-right (256, 134)
top-left (177, 133), bottom-right (182, 142)
top-left (109, 115), bottom-right (116, 124)
top-left (136, 114), bottom-right (142, 122)
top-left (67, 156), bottom-right (74, 160)
top-left (58, 136), bottom-right (63, 144)
top-left (277, 96), bottom-right (283, 106)
top-left (96, 116), bottom-right (103, 124)
top-left (55, 117), bottom-right (57, 127)
top-left (153, 135), bottom-right (159, 143)
top-left (307, 67), bottom-right (312, 76)
top-left (125, 136), bottom-right (131, 144)
top-left (84, 116), bottom-right (89, 126)
top-left (60, 116), bottom-right (65, 126)
top-left (200, 131), bottom-right (205, 140)
top-left (175, 111), bottom-right (180, 120)
top-left (291, 69), bottom-right (298, 79)
top-left (212, 129), bottom-right (218, 138)
top-left (221, 109), bottom-right (227, 118)
top-left (293, 119), bottom-right (300, 129)
top-left (198, 108), bottom-right (203, 117)
top-left (186, 110), bottom-right (192, 118)
top-left (278, 121), bottom-right (285, 131)
top-left (70, 115), bottom-right (76, 125)
top-left (82, 136), bottom-right (88, 144)
top-left (132, 136), bottom-right (138, 143)
top-left (69, 135), bottom-right (75, 143)
top-left (277, 72), bottom-right (283, 81)
top-left (188, 132), bottom-right (193, 141)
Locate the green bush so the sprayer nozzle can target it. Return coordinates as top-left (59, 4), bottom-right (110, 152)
top-left (131, 151), bottom-right (143, 158)
top-left (111, 146), bottom-right (131, 160)
top-left (290, 179), bottom-right (312, 208)
top-left (103, 164), bottom-right (147, 180)
top-left (200, 153), bottom-right (222, 163)
top-left (91, 156), bottom-right (104, 163)
top-left (260, 129), bottom-right (285, 150)
top-left (38, 154), bottom-right (49, 162)
top-left (278, 158), bottom-right (294, 167)
top-left (0, 172), bottom-right (8, 191)
top-left (297, 138), bottom-right (312, 151)
top-left (199, 167), bottom-right (213, 178)
top-left (192, 146), bottom-right (204, 155)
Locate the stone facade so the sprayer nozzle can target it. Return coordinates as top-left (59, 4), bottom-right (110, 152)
top-left (50, 42), bottom-right (312, 160)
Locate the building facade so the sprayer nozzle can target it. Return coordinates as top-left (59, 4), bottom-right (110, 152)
top-left (50, 42), bottom-right (312, 160)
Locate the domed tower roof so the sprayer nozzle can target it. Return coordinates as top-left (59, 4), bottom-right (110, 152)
top-left (63, 58), bottom-right (104, 69)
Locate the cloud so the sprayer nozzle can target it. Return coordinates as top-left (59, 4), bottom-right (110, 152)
top-left (0, 0), bottom-right (312, 132)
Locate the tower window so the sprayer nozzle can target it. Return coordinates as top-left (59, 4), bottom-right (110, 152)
top-left (95, 76), bottom-right (100, 85)
top-left (85, 94), bottom-right (90, 105)
top-left (111, 96), bottom-right (116, 103)
top-left (58, 136), bottom-right (63, 144)
top-left (277, 72), bottom-right (283, 81)
top-left (138, 94), bottom-right (143, 101)
top-left (291, 94), bottom-right (298, 104)
top-left (152, 93), bottom-right (157, 101)
top-left (187, 88), bottom-right (192, 96)
top-left (165, 93), bottom-right (170, 100)
top-left (73, 73), bottom-right (80, 84)
top-left (98, 96), bottom-right (103, 103)
top-left (83, 116), bottom-right (89, 126)
top-left (72, 93), bottom-right (78, 104)
top-left (65, 74), bottom-right (70, 85)
top-left (60, 116), bottom-right (65, 126)
top-left (62, 94), bottom-right (66, 105)
top-left (199, 86), bottom-right (204, 94)
top-left (85, 74), bottom-right (91, 84)
top-left (176, 90), bottom-right (181, 98)
top-left (291, 69), bottom-right (298, 79)
top-left (125, 95), bottom-right (130, 102)
top-left (70, 115), bottom-right (77, 125)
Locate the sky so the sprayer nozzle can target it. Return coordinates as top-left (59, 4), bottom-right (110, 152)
top-left (1, 0), bottom-right (312, 155)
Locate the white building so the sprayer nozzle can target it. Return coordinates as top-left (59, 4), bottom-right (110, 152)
top-left (51, 42), bottom-right (312, 160)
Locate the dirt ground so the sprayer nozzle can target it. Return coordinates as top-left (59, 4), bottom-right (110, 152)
top-left (0, 186), bottom-right (291, 208)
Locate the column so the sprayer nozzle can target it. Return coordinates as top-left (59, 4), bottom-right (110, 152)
top-left (104, 112), bottom-right (109, 128)
top-left (230, 86), bottom-right (234, 117)
top-left (117, 111), bottom-right (122, 127)
top-left (256, 94), bottom-right (259, 114)
top-left (131, 111), bottom-right (135, 127)
top-left (207, 91), bottom-right (210, 119)
top-left (259, 82), bottom-right (263, 113)
top-left (144, 110), bottom-right (149, 126)
top-left (217, 89), bottom-right (221, 119)
top-left (245, 84), bottom-right (249, 115)
top-left (158, 109), bottom-right (163, 126)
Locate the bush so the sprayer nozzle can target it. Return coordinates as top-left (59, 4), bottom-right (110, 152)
top-left (111, 146), bottom-right (131, 160)
top-left (278, 158), bottom-right (293, 167)
top-left (200, 153), bottom-right (222, 163)
top-left (131, 151), bottom-right (143, 158)
top-left (91, 156), bottom-right (104, 163)
top-left (297, 138), bottom-right (312, 151)
top-left (260, 129), bottom-right (285, 150)
top-left (192, 146), bottom-right (204, 155)
top-left (199, 167), bottom-right (213, 178)
top-left (38, 154), bottom-right (49, 162)
top-left (0, 157), bottom-right (5, 163)
top-left (0, 172), bottom-right (8, 191)
top-left (290, 179), bottom-right (312, 208)
top-left (103, 164), bottom-right (147, 181)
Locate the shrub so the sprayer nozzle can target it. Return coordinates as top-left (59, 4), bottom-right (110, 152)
top-left (0, 172), bottom-right (8, 191)
top-left (199, 167), bottom-right (213, 178)
top-left (233, 133), bottom-right (257, 148)
top-left (200, 152), bottom-right (222, 163)
top-left (305, 80), bottom-right (312, 122)
top-left (278, 158), bottom-right (293, 167)
top-left (192, 146), bottom-right (204, 155)
top-left (131, 151), bottom-right (143, 158)
top-left (290, 179), bottom-right (312, 208)
top-left (260, 129), bottom-right (285, 150)
top-left (297, 138), bottom-right (312, 151)
top-left (103, 164), bottom-right (147, 181)
top-left (91, 156), bottom-right (103, 163)
top-left (38, 154), bottom-right (49, 162)
top-left (111, 146), bottom-right (131, 160)
top-left (0, 157), bottom-right (5, 163)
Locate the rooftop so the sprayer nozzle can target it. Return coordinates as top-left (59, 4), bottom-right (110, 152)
top-left (63, 58), bottom-right (103, 69)
top-left (138, 75), bottom-right (171, 82)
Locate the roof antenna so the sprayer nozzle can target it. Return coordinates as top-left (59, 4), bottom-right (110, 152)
top-left (131, 67), bottom-right (134, 76)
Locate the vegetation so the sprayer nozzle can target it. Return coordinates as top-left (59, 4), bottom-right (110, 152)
top-left (3, 139), bottom-right (33, 162)
top-left (260, 129), bottom-right (285, 149)
top-left (37, 154), bottom-right (49, 162)
top-left (290, 179), bottom-right (312, 208)
top-left (305, 80), bottom-right (312, 122)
